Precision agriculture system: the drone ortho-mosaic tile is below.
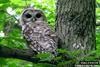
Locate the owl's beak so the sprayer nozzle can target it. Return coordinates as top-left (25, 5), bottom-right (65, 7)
top-left (32, 18), bottom-right (35, 21)
top-left (32, 14), bottom-right (36, 21)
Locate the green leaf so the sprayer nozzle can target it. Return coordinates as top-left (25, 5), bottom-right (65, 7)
top-left (36, 53), bottom-right (52, 61)
top-left (0, 58), bottom-right (7, 65)
top-left (53, 56), bottom-right (62, 61)
top-left (57, 49), bottom-right (68, 53)
top-left (0, 0), bottom-right (10, 3)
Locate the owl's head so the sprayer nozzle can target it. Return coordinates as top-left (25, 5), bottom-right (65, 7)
top-left (20, 8), bottom-right (47, 25)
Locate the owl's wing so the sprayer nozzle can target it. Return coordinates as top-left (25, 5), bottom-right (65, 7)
top-left (45, 29), bottom-right (58, 55)
top-left (43, 25), bottom-right (58, 48)
top-left (43, 24), bottom-right (58, 43)
top-left (50, 32), bottom-right (58, 43)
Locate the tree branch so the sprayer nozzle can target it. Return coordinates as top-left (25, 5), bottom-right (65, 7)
top-left (0, 45), bottom-right (58, 65)
top-left (0, 45), bottom-right (39, 62)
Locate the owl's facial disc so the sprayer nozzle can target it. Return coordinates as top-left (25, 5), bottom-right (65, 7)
top-left (24, 11), bottom-right (42, 22)
top-left (22, 9), bottom-right (46, 22)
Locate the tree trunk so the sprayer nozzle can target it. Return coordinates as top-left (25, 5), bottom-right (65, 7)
top-left (56, 0), bottom-right (96, 66)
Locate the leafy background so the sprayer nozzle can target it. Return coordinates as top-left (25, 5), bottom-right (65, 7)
top-left (0, 0), bottom-right (100, 67)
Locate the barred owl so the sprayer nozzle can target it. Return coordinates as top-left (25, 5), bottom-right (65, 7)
top-left (20, 8), bottom-right (57, 54)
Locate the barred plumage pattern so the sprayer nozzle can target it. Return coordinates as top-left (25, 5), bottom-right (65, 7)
top-left (20, 8), bottom-right (57, 53)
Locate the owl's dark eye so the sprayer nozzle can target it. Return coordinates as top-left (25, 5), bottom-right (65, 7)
top-left (25, 13), bottom-right (32, 18)
top-left (36, 13), bottom-right (42, 18)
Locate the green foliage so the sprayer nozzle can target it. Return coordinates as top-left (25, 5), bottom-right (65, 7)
top-left (32, 63), bottom-right (56, 67)
top-left (57, 49), bottom-right (68, 53)
top-left (0, 58), bottom-right (7, 66)
top-left (36, 53), bottom-right (52, 61)
top-left (0, 0), bottom-right (10, 3)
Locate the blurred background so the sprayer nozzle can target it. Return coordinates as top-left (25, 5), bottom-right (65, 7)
top-left (0, 0), bottom-right (100, 67)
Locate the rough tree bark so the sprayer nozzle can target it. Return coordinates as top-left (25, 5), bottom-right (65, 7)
top-left (56, 0), bottom-right (96, 66)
